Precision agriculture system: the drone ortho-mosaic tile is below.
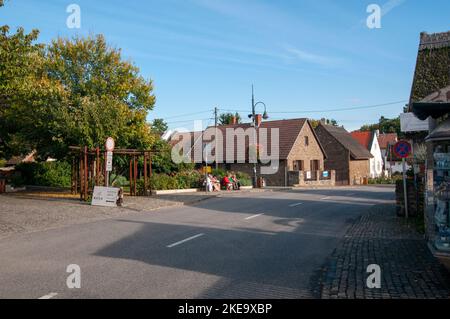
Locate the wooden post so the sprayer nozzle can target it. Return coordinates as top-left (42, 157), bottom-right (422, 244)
top-left (133, 155), bottom-right (137, 196)
top-left (96, 147), bottom-right (100, 186)
top-left (129, 157), bottom-right (133, 196)
top-left (84, 146), bottom-right (88, 200)
top-left (144, 153), bottom-right (148, 196)
top-left (149, 153), bottom-right (152, 195)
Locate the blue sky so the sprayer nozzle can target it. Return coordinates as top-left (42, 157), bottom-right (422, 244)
top-left (1, 0), bottom-right (449, 131)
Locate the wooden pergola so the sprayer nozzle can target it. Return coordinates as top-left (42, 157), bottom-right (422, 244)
top-left (69, 146), bottom-right (154, 201)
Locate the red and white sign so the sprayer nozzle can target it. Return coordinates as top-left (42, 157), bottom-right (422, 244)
top-left (105, 137), bottom-right (115, 152)
top-left (393, 140), bottom-right (412, 159)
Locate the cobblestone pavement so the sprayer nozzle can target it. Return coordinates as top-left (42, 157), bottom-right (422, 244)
top-left (319, 204), bottom-right (450, 299)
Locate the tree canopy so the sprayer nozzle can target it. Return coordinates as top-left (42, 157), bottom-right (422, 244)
top-left (310, 118), bottom-right (338, 128)
top-left (359, 116), bottom-right (401, 135)
top-left (218, 112), bottom-right (241, 125)
top-left (0, 26), bottom-right (156, 159)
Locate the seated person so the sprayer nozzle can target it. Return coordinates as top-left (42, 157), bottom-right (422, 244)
top-left (232, 174), bottom-right (240, 190)
top-left (222, 175), bottom-right (233, 191)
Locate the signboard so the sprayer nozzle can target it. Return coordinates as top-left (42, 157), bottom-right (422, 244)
top-left (306, 171), bottom-right (311, 179)
top-left (106, 151), bottom-right (113, 171)
top-left (201, 166), bottom-right (212, 174)
top-left (400, 112), bottom-right (431, 132)
top-left (322, 171), bottom-right (329, 178)
top-left (105, 137), bottom-right (115, 152)
top-left (393, 140), bottom-right (412, 159)
top-left (91, 186), bottom-right (119, 207)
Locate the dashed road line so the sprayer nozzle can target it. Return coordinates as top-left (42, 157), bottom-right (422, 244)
top-left (288, 202), bottom-right (303, 207)
top-left (245, 213), bottom-right (264, 220)
top-left (38, 292), bottom-right (58, 299)
top-left (167, 233), bottom-right (205, 248)
top-left (321, 196), bottom-right (331, 200)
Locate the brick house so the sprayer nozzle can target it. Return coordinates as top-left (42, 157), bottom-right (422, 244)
top-left (170, 118), bottom-right (332, 186)
top-left (215, 118), bottom-right (330, 186)
top-left (315, 123), bottom-right (372, 185)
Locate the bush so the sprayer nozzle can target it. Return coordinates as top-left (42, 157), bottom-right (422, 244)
top-left (15, 161), bottom-right (71, 187)
top-left (137, 170), bottom-right (202, 192)
top-left (235, 171), bottom-right (252, 186)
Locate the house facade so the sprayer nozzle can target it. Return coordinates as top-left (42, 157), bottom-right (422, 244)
top-left (170, 118), bottom-right (333, 187)
top-left (350, 131), bottom-right (383, 178)
top-left (215, 118), bottom-right (330, 186)
top-left (315, 123), bottom-right (372, 185)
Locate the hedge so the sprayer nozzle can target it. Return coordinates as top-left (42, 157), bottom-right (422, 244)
top-left (13, 161), bottom-right (71, 187)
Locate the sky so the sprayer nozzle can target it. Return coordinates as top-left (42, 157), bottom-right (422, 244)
top-left (1, 0), bottom-right (449, 132)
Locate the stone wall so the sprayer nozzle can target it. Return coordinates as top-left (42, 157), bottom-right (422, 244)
top-left (349, 159), bottom-right (370, 185)
top-left (221, 160), bottom-right (288, 186)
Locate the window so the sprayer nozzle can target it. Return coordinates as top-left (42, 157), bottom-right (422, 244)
top-left (293, 160), bottom-right (304, 171)
top-left (310, 160), bottom-right (320, 171)
top-left (304, 136), bottom-right (309, 146)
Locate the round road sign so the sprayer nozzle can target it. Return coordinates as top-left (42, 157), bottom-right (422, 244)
top-left (105, 137), bottom-right (115, 152)
top-left (393, 140), bottom-right (411, 159)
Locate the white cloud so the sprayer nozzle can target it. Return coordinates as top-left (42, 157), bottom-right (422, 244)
top-left (284, 46), bottom-right (343, 67)
top-left (381, 0), bottom-right (407, 16)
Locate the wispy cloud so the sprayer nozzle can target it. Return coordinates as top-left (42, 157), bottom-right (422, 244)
top-left (381, 0), bottom-right (407, 16)
top-left (283, 46), bottom-right (344, 67)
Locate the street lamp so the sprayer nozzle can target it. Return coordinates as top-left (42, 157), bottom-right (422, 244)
top-left (248, 85), bottom-right (269, 187)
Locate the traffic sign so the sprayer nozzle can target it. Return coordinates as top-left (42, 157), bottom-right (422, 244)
top-left (393, 140), bottom-right (411, 159)
top-left (106, 151), bottom-right (113, 171)
top-left (105, 137), bottom-right (115, 152)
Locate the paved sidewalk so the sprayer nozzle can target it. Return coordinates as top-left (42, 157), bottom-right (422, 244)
top-left (319, 204), bottom-right (450, 299)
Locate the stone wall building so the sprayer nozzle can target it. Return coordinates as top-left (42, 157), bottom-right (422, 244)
top-left (315, 123), bottom-right (372, 185)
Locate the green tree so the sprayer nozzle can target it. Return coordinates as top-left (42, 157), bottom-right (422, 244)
top-left (310, 118), bottom-right (338, 128)
top-left (360, 116), bottom-right (401, 134)
top-left (151, 118), bottom-right (168, 135)
top-left (218, 112), bottom-right (241, 125)
top-left (1, 32), bottom-right (157, 159)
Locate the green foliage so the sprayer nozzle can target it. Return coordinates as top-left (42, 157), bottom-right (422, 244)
top-left (218, 112), bottom-right (241, 125)
top-left (137, 170), bottom-right (202, 191)
top-left (236, 171), bottom-right (252, 186)
top-left (151, 138), bottom-right (194, 174)
top-left (14, 161), bottom-right (71, 187)
top-left (0, 31), bottom-right (156, 160)
top-left (360, 116), bottom-right (401, 135)
top-left (110, 174), bottom-right (128, 187)
top-left (368, 175), bottom-right (402, 185)
top-left (151, 118), bottom-right (168, 135)
top-left (211, 168), bottom-right (227, 179)
top-left (411, 47), bottom-right (450, 102)
top-left (310, 118), bottom-right (338, 128)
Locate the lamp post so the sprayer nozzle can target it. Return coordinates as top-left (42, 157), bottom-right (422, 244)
top-left (248, 85), bottom-right (268, 188)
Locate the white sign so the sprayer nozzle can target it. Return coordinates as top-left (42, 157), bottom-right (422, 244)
top-left (91, 186), bottom-right (119, 207)
top-left (105, 137), bottom-right (115, 152)
top-left (306, 171), bottom-right (311, 179)
top-left (106, 151), bottom-right (113, 171)
top-left (400, 113), bottom-right (431, 132)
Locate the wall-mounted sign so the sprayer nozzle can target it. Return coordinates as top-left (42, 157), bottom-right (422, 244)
top-left (400, 112), bottom-right (431, 132)
top-left (91, 186), bottom-right (119, 207)
top-left (322, 171), bottom-right (329, 178)
top-left (306, 171), bottom-right (311, 179)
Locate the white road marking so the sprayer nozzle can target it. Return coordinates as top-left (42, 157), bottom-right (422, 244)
top-left (245, 213), bottom-right (264, 220)
top-left (167, 233), bottom-right (204, 248)
top-left (289, 202), bottom-right (303, 207)
top-left (38, 292), bottom-right (58, 299)
top-left (321, 196), bottom-right (331, 200)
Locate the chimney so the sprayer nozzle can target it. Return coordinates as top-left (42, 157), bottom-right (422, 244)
top-left (255, 114), bottom-right (262, 127)
top-left (231, 116), bottom-right (237, 125)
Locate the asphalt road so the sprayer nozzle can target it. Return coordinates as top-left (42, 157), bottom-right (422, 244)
top-left (0, 186), bottom-right (394, 299)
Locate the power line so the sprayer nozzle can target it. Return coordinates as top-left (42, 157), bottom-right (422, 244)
top-left (157, 110), bottom-right (212, 121)
top-left (165, 117), bottom-right (214, 125)
top-left (218, 100), bottom-right (407, 115)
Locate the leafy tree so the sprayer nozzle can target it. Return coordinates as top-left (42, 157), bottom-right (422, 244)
top-left (310, 118), bottom-right (338, 128)
top-left (1, 32), bottom-right (156, 159)
top-left (151, 118), bottom-right (168, 135)
top-left (360, 116), bottom-right (401, 134)
top-left (218, 112), bottom-right (241, 125)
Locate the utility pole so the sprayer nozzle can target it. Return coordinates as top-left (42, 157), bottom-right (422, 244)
top-left (214, 107), bottom-right (218, 170)
top-left (252, 86), bottom-right (257, 188)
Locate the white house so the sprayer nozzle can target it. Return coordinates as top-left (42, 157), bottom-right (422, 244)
top-left (350, 131), bottom-right (383, 178)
